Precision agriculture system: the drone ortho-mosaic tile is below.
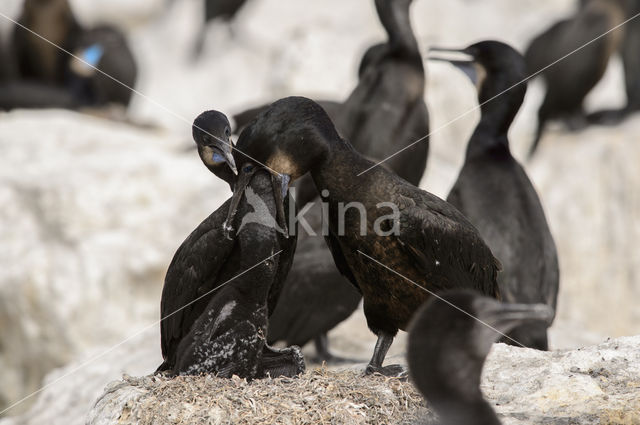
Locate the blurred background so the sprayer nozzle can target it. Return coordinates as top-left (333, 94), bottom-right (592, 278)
top-left (0, 0), bottom-right (638, 423)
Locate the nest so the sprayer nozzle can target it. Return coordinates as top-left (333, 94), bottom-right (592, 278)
top-left (109, 367), bottom-right (431, 424)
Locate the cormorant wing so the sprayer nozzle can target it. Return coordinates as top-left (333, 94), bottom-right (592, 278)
top-left (324, 231), bottom-right (361, 293)
top-left (391, 190), bottom-right (501, 299)
top-left (159, 200), bottom-right (236, 369)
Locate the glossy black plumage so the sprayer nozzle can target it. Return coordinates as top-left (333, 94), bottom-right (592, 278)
top-left (9, 0), bottom-right (137, 110)
top-left (332, 0), bottom-right (429, 186)
top-left (157, 112), bottom-right (300, 378)
top-left (437, 41), bottom-right (559, 350)
top-left (234, 0), bottom-right (430, 362)
top-left (621, 0), bottom-right (640, 112)
top-left (407, 290), bottom-right (554, 425)
top-left (0, 35), bottom-right (12, 83)
top-left (67, 25), bottom-right (138, 107)
top-left (525, 0), bottom-right (626, 156)
top-left (0, 32), bottom-right (82, 110)
top-left (587, 0), bottom-right (640, 124)
top-left (230, 96), bottom-right (500, 375)
top-left (193, 110), bottom-right (238, 190)
top-left (171, 168), bottom-right (303, 378)
top-left (266, 201), bottom-right (361, 362)
top-left (12, 0), bottom-right (81, 84)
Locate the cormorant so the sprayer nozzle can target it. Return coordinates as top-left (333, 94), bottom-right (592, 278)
top-left (67, 25), bottom-right (138, 108)
top-left (621, 0), bottom-right (640, 114)
top-left (193, 110), bottom-right (238, 190)
top-left (172, 165), bottom-right (304, 378)
top-left (158, 111), bottom-right (301, 378)
top-left (525, 0), bottom-right (626, 156)
top-left (430, 41), bottom-right (559, 350)
top-left (266, 201), bottom-right (362, 363)
top-left (587, 0), bottom-right (640, 124)
top-left (233, 0), bottom-right (430, 187)
top-left (227, 96), bottom-right (500, 376)
top-left (407, 290), bottom-right (554, 425)
top-left (12, 0), bottom-right (81, 85)
top-left (9, 0), bottom-right (138, 110)
top-left (235, 0), bottom-right (430, 362)
top-left (333, 0), bottom-right (429, 186)
top-left (0, 27), bottom-right (78, 110)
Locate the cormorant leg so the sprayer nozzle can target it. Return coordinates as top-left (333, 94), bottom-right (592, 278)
top-left (314, 333), bottom-right (331, 361)
top-left (260, 344), bottom-right (305, 378)
top-left (365, 332), bottom-right (406, 377)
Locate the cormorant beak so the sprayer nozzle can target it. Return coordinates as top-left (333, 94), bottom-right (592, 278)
top-left (223, 166), bottom-right (292, 239)
top-left (428, 47), bottom-right (479, 86)
top-left (199, 140), bottom-right (238, 176)
top-left (218, 142), bottom-right (238, 176)
top-left (270, 173), bottom-right (291, 238)
top-left (223, 164), bottom-right (258, 239)
top-left (475, 298), bottom-right (555, 335)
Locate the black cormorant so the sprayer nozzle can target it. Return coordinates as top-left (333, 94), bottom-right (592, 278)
top-left (587, 0), bottom-right (640, 124)
top-left (266, 201), bottom-right (362, 363)
top-left (193, 110), bottom-right (238, 189)
top-left (430, 41), bottom-right (559, 350)
top-left (171, 165), bottom-right (303, 378)
top-left (158, 111), bottom-right (301, 378)
top-left (407, 290), bottom-right (554, 425)
top-left (9, 0), bottom-right (138, 110)
top-left (12, 0), bottom-right (80, 84)
top-left (333, 0), bottom-right (429, 186)
top-left (226, 96), bottom-right (500, 376)
top-left (525, 0), bottom-right (626, 157)
top-left (235, 0), bottom-right (430, 362)
top-left (67, 25), bottom-right (138, 108)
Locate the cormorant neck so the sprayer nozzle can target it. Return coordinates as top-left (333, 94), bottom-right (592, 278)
top-left (465, 81), bottom-right (522, 158)
top-left (308, 136), bottom-right (364, 195)
top-left (421, 356), bottom-right (500, 425)
top-left (466, 118), bottom-right (511, 159)
top-left (476, 75), bottom-right (524, 138)
top-left (376, 0), bottom-right (421, 63)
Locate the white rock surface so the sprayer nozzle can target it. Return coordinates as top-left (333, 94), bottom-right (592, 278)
top-left (0, 329), bottom-right (159, 425)
top-left (484, 336), bottom-right (640, 425)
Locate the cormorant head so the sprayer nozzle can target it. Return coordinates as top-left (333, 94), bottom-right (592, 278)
top-left (223, 97), bottom-right (337, 238)
top-left (407, 290), bottom-right (553, 423)
top-left (234, 96), bottom-right (336, 182)
top-left (428, 40), bottom-right (527, 104)
top-left (192, 110), bottom-right (238, 188)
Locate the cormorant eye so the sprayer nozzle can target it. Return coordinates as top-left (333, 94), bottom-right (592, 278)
top-left (225, 127), bottom-right (231, 137)
top-left (243, 164), bottom-right (254, 173)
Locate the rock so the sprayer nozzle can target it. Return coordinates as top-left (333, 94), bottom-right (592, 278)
top-left (485, 336), bottom-right (640, 424)
top-left (0, 329), bottom-right (159, 425)
top-left (83, 336), bottom-right (640, 424)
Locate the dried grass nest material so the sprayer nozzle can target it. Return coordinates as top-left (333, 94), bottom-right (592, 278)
top-left (101, 367), bottom-right (432, 424)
